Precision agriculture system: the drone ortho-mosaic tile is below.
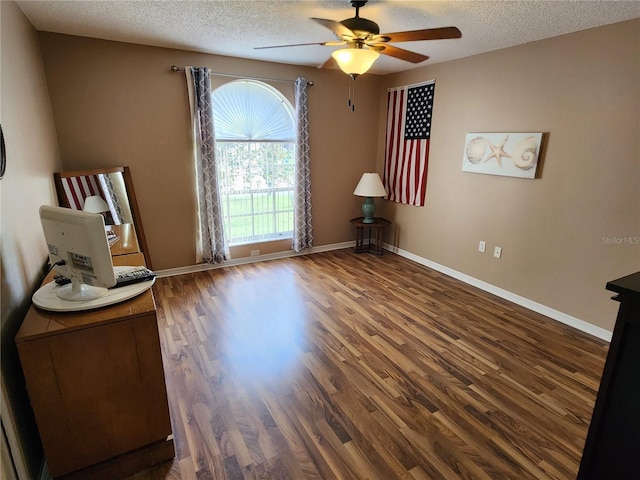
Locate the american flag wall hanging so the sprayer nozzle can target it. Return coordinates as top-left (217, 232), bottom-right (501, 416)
top-left (60, 174), bottom-right (106, 211)
top-left (383, 80), bottom-right (435, 207)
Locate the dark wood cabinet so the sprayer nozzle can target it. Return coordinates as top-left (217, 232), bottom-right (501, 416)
top-left (578, 272), bottom-right (640, 479)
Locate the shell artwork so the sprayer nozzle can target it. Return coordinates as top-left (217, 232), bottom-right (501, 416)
top-left (462, 132), bottom-right (543, 179)
top-left (511, 135), bottom-right (539, 170)
top-left (465, 136), bottom-right (487, 164)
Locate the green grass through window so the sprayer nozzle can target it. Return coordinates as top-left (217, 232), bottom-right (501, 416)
top-left (223, 191), bottom-right (294, 244)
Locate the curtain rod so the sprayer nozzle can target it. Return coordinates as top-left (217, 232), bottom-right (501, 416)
top-left (170, 65), bottom-right (313, 86)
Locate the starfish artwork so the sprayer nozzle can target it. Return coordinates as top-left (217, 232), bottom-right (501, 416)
top-left (484, 135), bottom-right (512, 166)
top-left (462, 132), bottom-right (543, 179)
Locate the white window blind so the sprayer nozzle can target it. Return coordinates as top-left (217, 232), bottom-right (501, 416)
top-left (213, 80), bottom-right (295, 141)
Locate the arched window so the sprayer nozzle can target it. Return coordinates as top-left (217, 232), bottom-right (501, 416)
top-left (212, 80), bottom-right (295, 245)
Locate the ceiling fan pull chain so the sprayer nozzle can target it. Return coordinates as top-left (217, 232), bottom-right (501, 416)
top-left (348, 74), bottom-right (356, 112)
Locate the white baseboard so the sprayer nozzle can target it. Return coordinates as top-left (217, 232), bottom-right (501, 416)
top-left (385, 244), bottom-right (612, 342)
top-left (156, 241), bottom-right (612, 343)
top-left (155, 241), bottom-right (356, 278)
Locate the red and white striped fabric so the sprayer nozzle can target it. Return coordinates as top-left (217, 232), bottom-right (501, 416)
top-left (60, 175), bottom-right (105, 210)
top-left (383, 80), bottom-right (435, 207)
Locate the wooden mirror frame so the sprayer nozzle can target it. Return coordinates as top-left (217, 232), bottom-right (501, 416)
top-left (53, 166), bottom-right (153, 270)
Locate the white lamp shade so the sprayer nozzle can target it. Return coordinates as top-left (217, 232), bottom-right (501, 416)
top-left (332, 48), bottom-right (379, 76)
top-left (353, 173), bottom-right (387, 197)
top-left (83, 195), bottom-right (109, 213)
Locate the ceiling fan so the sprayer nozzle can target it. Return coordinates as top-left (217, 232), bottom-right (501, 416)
top-left (255, 0), bottom-right (462, 75)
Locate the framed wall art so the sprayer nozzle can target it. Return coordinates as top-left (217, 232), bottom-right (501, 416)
top-left (462, 132), bottom-right (543, 179)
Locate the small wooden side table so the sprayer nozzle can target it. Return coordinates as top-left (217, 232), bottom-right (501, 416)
top-left (350, 217), bottom-right (391, 255)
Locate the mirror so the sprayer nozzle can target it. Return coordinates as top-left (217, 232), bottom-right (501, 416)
top-left (53, 167), bottom-right (153, 269)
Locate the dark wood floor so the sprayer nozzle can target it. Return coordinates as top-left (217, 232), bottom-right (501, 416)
top-left (129, 249), bottom-right (608, 480)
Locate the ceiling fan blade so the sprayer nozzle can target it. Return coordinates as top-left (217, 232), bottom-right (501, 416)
top-left (254, 41), bottom-right (345, 50)
top-left (319, 56), bottom-right (338, 70)
top-left (377, 44), bottom-right (429, 63)
top-left (311, 17), bottom-right (355, 40)
top-left (377, 26), bottom-right (462, 43)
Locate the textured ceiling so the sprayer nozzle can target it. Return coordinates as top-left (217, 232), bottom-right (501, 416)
top-left (17, 0), bottom-right (640, 75)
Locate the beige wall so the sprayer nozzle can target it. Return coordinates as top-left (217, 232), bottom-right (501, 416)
top-left (1, 2), bottom-right (62, 478)
top-left (38, 33), bottom-right (381, 270)
top-left (376, 19), bottom-right (640, 331)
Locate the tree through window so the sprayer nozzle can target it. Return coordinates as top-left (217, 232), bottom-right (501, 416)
top-left (212, 80), bottom-right (295, 245)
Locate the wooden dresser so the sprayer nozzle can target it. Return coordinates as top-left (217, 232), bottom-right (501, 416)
top-left (15, 253), bottom-right (174, 479)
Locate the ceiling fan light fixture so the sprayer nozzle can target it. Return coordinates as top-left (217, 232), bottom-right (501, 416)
top-left (331, 47), bottom-right (379, 76)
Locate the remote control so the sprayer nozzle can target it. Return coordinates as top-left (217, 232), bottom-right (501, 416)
top-left (111, 267), bottom-right (156, 289)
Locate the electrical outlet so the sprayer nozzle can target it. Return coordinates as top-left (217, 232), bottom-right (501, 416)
top-left (251, 249), bottom-right (260, 257)
top-left (478, 241), bottom-right (486, 253)
top-left (494, 246), bottom-right (502, 259)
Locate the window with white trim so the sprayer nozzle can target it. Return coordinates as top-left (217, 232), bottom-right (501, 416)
top-left (212, 80), bottom-right (295, 245)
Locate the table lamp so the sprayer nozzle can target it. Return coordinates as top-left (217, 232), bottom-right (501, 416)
top-left (353, 173), bottom-right (386, 224)
top-left (83, 195), bottom-right (109, 215)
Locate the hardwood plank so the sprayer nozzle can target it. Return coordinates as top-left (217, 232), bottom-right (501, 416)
top-left (124, 249), bottom-right (607, 479)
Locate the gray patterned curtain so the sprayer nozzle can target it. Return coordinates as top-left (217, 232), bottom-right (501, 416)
top-left (292, 77), bottom-right (313, 252)
top-left (98, 173), bottom-right (124, 225)
top-left (186, 67), bottom-right (228, 264)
